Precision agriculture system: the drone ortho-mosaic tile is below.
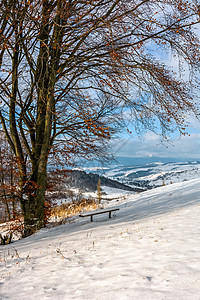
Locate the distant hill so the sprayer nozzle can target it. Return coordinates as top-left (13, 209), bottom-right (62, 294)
top-left (49, 170), bottom-right (144, 193)
top-left (85, 161), bottom-right (200, 189)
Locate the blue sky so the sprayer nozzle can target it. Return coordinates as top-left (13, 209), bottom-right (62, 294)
top-left (114, 119), bottom-right (200, 159)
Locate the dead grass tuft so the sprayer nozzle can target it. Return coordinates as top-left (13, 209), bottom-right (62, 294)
top-left (49, 198), bottom-right (99, 222)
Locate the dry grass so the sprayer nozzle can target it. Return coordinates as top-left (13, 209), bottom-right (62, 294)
top-left (49, 198), bottom-right (99, 222)
top-left (0, 198), bottom-right (100, 240)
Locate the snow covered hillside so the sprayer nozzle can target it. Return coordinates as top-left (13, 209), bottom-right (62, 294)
top-left (86, 160), bottom-right (200, 190)
top-left (0, 178), bottom-right (200, 299)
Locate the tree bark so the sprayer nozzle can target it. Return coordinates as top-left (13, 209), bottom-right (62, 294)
top-left (21, 164), bottom-right (47, 237)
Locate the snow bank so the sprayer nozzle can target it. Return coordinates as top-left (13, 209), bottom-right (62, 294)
top-left (0, 178), bottom-right (200, 299)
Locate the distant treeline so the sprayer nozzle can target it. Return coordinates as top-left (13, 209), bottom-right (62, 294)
top-left (51, 170), bottom-right (144, 193)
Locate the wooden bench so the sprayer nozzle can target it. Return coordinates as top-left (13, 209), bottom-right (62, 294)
top-left (79, 208), bottom-right (119, 222)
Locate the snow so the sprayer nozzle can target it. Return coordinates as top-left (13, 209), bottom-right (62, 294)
top-left (1, 178), bottom-right (200, 299)
top-left (101, 185), bottom-right (133, 199)
top-left (89, 161), bottom-right (200, 188)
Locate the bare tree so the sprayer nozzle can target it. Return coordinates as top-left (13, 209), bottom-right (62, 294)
top-left (0, 132), bottom-right (19, 223)
top-left (0, 0), bottom-right (199, 236)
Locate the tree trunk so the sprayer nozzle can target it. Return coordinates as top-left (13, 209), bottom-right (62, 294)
top-left (21, 164), bottom-right (47, 237)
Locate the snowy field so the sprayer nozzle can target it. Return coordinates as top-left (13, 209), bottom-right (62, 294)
top-left (1, 178), bottom-right (200, 299)
top-left (85, 160), bottom-right (200, 189)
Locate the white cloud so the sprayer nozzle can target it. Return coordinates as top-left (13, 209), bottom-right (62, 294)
top-left (113, 132), bottom-right (200, 159)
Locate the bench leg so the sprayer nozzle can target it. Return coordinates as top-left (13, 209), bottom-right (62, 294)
top-left (109, 211), bottom-right (111, 218)
top-left (91, 215), bottom-right (93, 222)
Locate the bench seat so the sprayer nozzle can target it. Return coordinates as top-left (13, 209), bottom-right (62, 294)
top-left (79, 208), bottom-right (119, 222)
